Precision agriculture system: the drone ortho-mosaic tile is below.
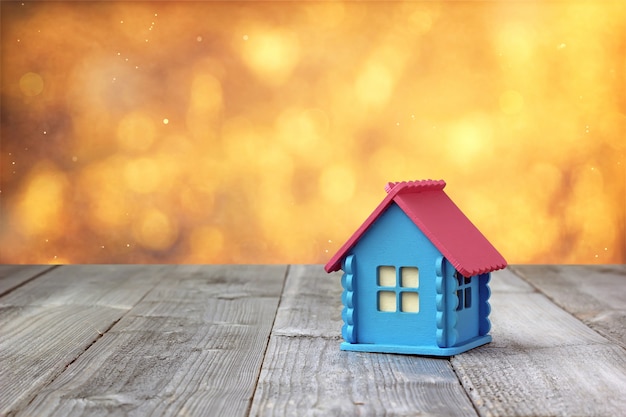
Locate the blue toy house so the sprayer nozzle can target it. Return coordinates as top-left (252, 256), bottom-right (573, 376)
top-left (324, 180), bottom-right (507, 356)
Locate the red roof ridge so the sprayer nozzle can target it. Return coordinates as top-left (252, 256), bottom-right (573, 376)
top-left (384, 179), bottom-right (446, 195)
top-left (325, 179), bottom-right (507, 275)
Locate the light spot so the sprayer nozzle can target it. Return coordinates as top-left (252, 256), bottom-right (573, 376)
top-left (196, 36), bottom-right (203, 42)
top-left (189, 73), bottom-right (222, 114)
top-left (117, 112), bottom-right (156, 152)
top-left (275, 108), bottom-right (329, 156)
top-left (133, 208), bottom-right (178, 251)
top-left (189, 226), bottom-right (225, 258)
top-left (124, 157), bottom-right (162, 194)
top-left (19, 72), bottom-right (44, 96)
top-left (495, 23), bottom-right (534, 64)
top-left (14, 163), bottom-right (68, 237)
top-left (354, 62), bottom-right (393, 108)
top-left (499, 90), bottom-right (524, 115)
top-left (162, 118), bottom-right (169, 125)
top-left (187, 72), bottom-right (223, 139)
top-left (445, 112), bottom-right (495, 168)
top-left (408, 7), bottom-right (433, 34)
top-left (239, 28), bottom-right (299, 85)
top-left (319, 164), bottom-right (356, 204)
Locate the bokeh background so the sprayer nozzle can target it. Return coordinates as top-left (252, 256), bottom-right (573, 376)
top-left (1, 1), bottom-right (624, 264)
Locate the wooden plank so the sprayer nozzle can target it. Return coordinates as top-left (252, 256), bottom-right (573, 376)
top-left (0, 265), bottom-right (56, 296)
top-left (16, 265), bottom-right (287, 417)
top-left (488, 267), bottom-right (535, 294)
top-left (0, 265), bottom-right (168, 309)
top-left (510, 265), bottom-right (626, 347)
top-left (0, 265), bottom-right (168, 416)
top-left (250, 265), bottom-right (478, 417)
top-left (451, 268), bottom-right (626, 416)
top-left (271, 264), bottom-right (344, 338)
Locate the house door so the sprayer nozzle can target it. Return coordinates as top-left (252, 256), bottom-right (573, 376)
top-left (452, 270), bottom-right (479, 343)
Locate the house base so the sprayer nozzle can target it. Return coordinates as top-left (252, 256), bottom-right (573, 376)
top-left (340, 335), bottom-right (492, 357)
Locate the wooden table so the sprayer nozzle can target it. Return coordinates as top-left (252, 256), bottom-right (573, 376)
top-left (1, 265), bottom-right (624, 416)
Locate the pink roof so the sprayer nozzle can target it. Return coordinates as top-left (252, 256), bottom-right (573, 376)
top-left (325, 180), bottom-right (507, 276)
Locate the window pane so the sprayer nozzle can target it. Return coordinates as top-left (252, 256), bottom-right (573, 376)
top-left (378, 291), bottom-right (396, 312)
top-left (378, 266), bottom-right (396, 287)
top-left (456, 289), bottom-right (463, 311)
top-left (401, 292), bottom-right (419, 313)
top-left (465, 287), bottom-right (472, 308)
top-left (401, 267), bottom-right (419, 288)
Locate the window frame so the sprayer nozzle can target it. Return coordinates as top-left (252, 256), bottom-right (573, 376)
top-left (454, 271), bottom-right (472, 311)
top-left (376, 265), bottom-right (420, 314)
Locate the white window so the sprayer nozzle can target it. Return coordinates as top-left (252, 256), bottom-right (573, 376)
top-left (377, 266), bottom-right (419, 313)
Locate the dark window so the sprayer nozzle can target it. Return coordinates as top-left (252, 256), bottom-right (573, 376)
top-left (454, 271), bottom-right (472, 311)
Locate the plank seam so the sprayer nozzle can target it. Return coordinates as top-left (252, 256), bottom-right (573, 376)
top-left (269, 332), bottom-right (343, 340)
top-left (245, 264), bottom-right (291, 417)
top-left (508, 266), bottom-right (626, 352)
top-left (17, 315), bottom-right (124, 414)
top-left (15, 266), bottom-right (169, 414)
top-left (449, 359), bottom-right (485, 417)
top-left (65, 316), bottom-right (123, 370)
top-left (0, 265), bottom-right (60, 298)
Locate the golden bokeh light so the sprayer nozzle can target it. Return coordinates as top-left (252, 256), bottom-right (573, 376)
top-left (499, 90), bottom-right (524, 115)
top-left (117, 112), bottom-right (156, 153)
top-left (239, 27), bottom-right (300, 85)
top-left (1, 1), bottom-right (624, 264)
top-left (355, 62), bottom-right (395, 109)
top-left (133, 207), bottom-right (179, 252)
top-left (12, 162), bottom-right (68, 237)
top-left (19, 72), bottom-right (44, 96)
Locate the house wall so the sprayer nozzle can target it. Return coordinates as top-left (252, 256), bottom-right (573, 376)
top-left (349, 203), bottom-right (442, 348)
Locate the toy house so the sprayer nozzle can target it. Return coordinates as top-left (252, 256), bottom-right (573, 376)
top-left (324, 180), bottom-right (507, 356)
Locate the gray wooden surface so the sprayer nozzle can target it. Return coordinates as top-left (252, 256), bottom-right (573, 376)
top-left (1, 265), bottom-right (624, 417)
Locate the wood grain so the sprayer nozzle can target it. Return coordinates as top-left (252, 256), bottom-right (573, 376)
top-left (0, 265), bottom-right (56, 296)
top-left (3, 265), bottom-right (625, 417)
top-left (250, 265), bottom-right (478, 417)
top-left (271, 264), bottom-right (344, 338)
top-left (451, 268), bottom-right (626, 417)
top-left (15, 265), bottom-right (287, 417)
top-left (488, 267), bottom-right (535, 294)
top-left (510, 265), bottom-right (626, 347)
top-left (0, 265), bottom-right (168, 416)
top-left (0, 265), bottom-right (169, 309)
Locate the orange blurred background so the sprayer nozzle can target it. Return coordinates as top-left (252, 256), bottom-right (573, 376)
top-left (1, 1), bottom-right (624, 264)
